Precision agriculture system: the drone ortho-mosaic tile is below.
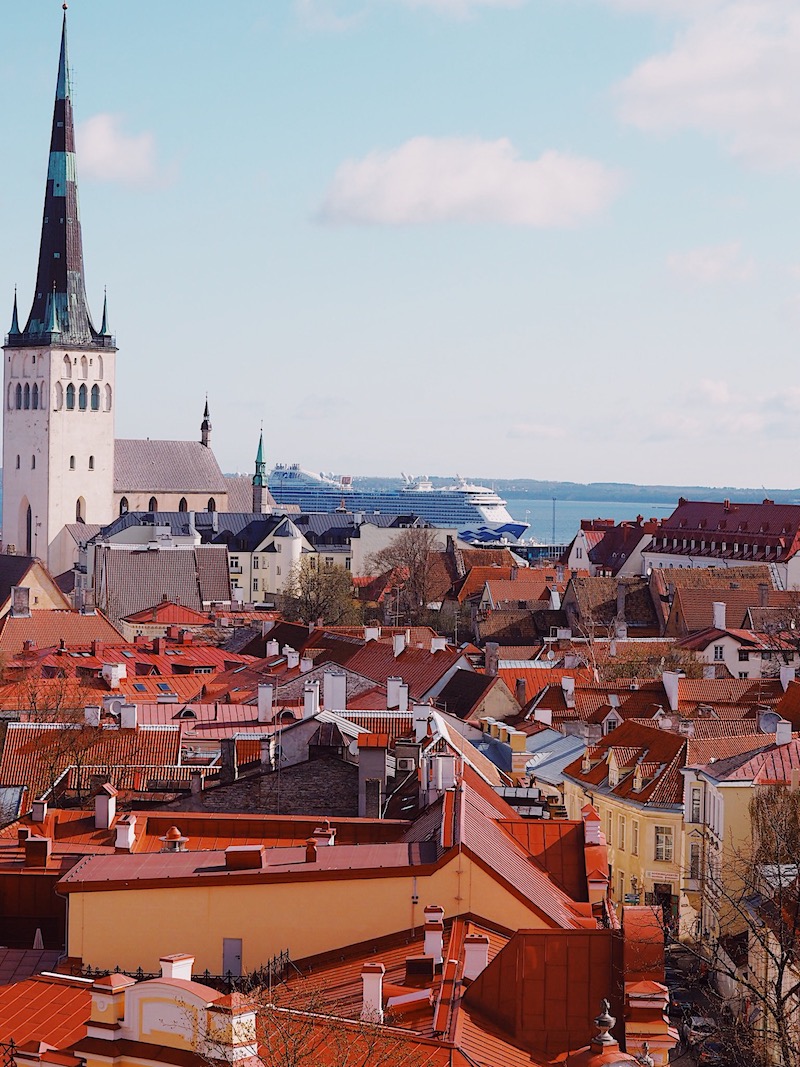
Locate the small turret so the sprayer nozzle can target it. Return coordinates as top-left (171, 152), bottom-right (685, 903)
top-left (201, 397), bottom-right (212, 448)
top-left (100, 288), bottom-right (111, 337)
top-left (8, 289), bottom-right (20, 337)
top-left (252, 430), bottom-right (267, 514)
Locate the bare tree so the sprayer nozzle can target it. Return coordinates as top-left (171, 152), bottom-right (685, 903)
top-left (368, 528), bottom-right (441, 627)
top-left (283, 557), bottom-right (361, 625)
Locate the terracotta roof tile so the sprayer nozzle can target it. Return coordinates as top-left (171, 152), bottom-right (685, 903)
top-left (0, 612), bottom-right (124, 653)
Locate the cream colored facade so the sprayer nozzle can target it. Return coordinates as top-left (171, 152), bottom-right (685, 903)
top-left (64, 851), bottom-right (555, 975)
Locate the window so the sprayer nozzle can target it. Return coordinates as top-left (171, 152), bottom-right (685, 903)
top-left (655, 825), bottom-right (673, 863)
top-left (69, 455), bottom-right (75, 470)
top-left (276, 565), bottom-right (281, 576)
top-left (253, 557), bottom-right (259, 569)
top-left (275, 543), bottom-right (281, 553)
top-left (78, 384), bottom-right (87, 410)
top-left (178, 498), bottom-right (188, 512)
top-left (63, 355), bottom-right (72, 378)
top-left (738, 649), bottom-right (749, 662)
top-left (54, 381), bottom-right (63, 409)
top-left (632, 820), bottom-right (639, 856)
top-left (739, 671), bottom-right (749, 679)
top-left (345, 558), bottom-right (351, 570)
top-left (25, 505), bottom-right (32, 555)
top-left (119, 497), bottom-right (128, 515)
top-left (253, 579), bottom-right (258, 592)
top-left (618, 816), bottom-right (626, 851)
top-left (148, 497), bottom-right (158, 512)
top-left (66, 383), bottom-right (75, 409)
top-left (617, 870), bottom-right (625, 901)
top-left (230, 557), bottom-right (239, 571)
top-left (713, 645), bottom-right (724, 661)
top-left (605, 810), bottom-right (612, 846)
top-left (15, 383), bottom-right (21, 409)
top-left (88, 456), bottom-right (94, 470)
top-left (32, 383), bottom-right (38, 410)
top-left (133, 683), bottom-right (147, 693)
top-left (15, 455), bottom-right (19, 470)
top-left (207, 497), bottom-right (216, 512)
top-left (23, 383), bottom-right (30, 409)
top-left (576, 547), bottom-right (583, 559)
top-left (690, 841), bottom-right (701, 880)
top-left (691, 786), bottom-right (701, 823)
top-left (75, 497), bottom-right (85, 523)
top-left (104, 383), bottom-right (112, 411)
top-left (31, 455), bottom-right (35, 470)
top-left (90, 384), bottom-right (99, 411)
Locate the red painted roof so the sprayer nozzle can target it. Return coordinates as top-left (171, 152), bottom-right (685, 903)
top-left (345, 643), bottom-right (463, 700)
top-left (123, 602), bottom-right (213, 624)
top-left (0, 974), bottom-right (90, 1046)
top-left (0, 612), bottom-right (124, 653)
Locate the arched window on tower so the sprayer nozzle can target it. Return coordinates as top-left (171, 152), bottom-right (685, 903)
top-left (179, 498), bottom-right (188, 512)
top-left (63, 355), bottom-right (72, 379)
top-left (104, 384), bottom-right (112, 411)
top-left (96, 355), bottom-right (103, 379)
top-left (78, 384), bottom-right (87, 410)
top-left (32, 383), bottom-right (38, 410)
top-left (149, 497), bottom-right (158, 513)
top-left (120, 497), bottom-right (129, 516)
top-left (66, 384), bottom-right (75, 410)
top-left (8, 384), bottom-right (14, 410)
top-left (88, 456), bottom-right (94, 470)
top-left (25, 506), bottom-right (32, 555)
top-left (80, 356), bottom-right (88, 380)
top-left (76, 498), bottom-right (85, 523)
top-left (14, 384), bottom-right (21, 409)
top-left (54, 382), bottom-right (63, 409)
top-left (90, 384), bottom-right (100, 411)
top-left (15, 456), bottom-right (20, 470)
top-left (69, 456), bottom-right (75, 470)
top-left (31, 456), bottom-right (35, 470)
top-left (207, 498), bottom-right (216, 512)
top-left (23, 384), bottom-right (30, 410)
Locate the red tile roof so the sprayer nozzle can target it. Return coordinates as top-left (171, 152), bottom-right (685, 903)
top-left (345, 643), bottom-right (464, 700)
top-left (0, 612), bottom-right (124, 653)
top-left (123, 602), bottom-right (213, 625)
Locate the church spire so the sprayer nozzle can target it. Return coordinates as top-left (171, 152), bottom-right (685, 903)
top-left (252, 429), bottom-right (268, 513)
top-left (8, 289), bottom-right (20, 336)
top-left (16, 9), bottom-right (105, 348)
top-left (100, 288), bottom-right (110, 336)
top-left (200, 397), bottom-right (212, 448)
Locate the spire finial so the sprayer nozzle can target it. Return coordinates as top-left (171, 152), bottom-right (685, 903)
top-left (9, 288), bottom-right (20, 336)
top-left (100, 287), bottom-right (110, 336)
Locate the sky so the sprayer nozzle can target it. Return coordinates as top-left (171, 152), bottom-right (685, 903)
top-left (1, 0), bottom-right (799, 487)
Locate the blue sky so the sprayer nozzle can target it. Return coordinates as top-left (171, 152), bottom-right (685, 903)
top-left (1, 0), bottom-right (799, 487)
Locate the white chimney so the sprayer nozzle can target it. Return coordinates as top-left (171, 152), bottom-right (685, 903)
top-left (393, 632), bottom-right (406, 658)
top-left (258, 683), bottom-right (274, 723)
top-left (303, 680), bottom-right (320, 719)
top-left (31, 799), bottom-right (47, 823)
top-left (387, 677), bottom-right (403, 710)
top-left (549, 589), bottom-right (561, 610)
top-left (160, 954), bottom-right (195, 981)
top-left (776, 719), bottom-right (793, 746)
top-left (266, 639), bottom-right (280, 657)
top-left (364, 626), bottom-right (381, 642)
top-left (300, 656), bottom-right (314, 674)
top-left (84, 705), bottom-right (101, 727)
top-left (94, 784), bottom-right (118, 830)
top-left (781, 666), bottom-right (796, 693)
top-left (432, 754), bottom-right (456, 791)
top-left (397, 683), bottom-right (409, 713)
top-left (712, 601), bottom-right (726, 631)
top-left (561, 677), bottom-right (575, 709)
top-left (323, 671), bottom-right (347, 711)
top-left (413, 705), bottom-right (430, 742)
top-left (423, 905), bottom-right (444, 965)
top-left (463, 933), bottom-right (490, 981)
top-left (360, 963), bottom-right (385, 1023)
top-left (286, 650), bottom-right (300, 670)
top-left (431, 636), bottom-right (447, 653)
top-left (115, 814), bottom-right (137, 851)
top-left (662, 670), bottom-right (681, 713)
top-left (101, 663), bottom-right (127, 690)
top-left (582, 806), bottom-right (602, 845)
top-left (120, 703), bottom-right (137, 729)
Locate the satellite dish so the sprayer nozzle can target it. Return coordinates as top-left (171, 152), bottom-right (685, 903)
top-left (547, 650), bottom-right (555, 661)
top-left (348, 739), bottom-right (359, 757)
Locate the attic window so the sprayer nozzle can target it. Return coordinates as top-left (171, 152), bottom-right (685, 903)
top-left (177, 708), bottom-right (197, 719)
top-left (157, 683), bottom-right (171, 692)
top-left (134, 683), bottom-right (146, 692)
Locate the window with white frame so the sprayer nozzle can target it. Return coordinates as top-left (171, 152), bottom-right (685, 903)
top-left (632, 820), bottom-right (639, 856)
top-left (605, 810), bottom-right (612, 845)
top-left (655, 825), bottom-right (674, 863)
top-left (713, 645), bottom-right (724, 661)
top-left (618, 815), bottom-right (626, 851)
top-left (691, 786), bottom-right (701, 823)
top-left (690, 841), bottom-right (701, 880)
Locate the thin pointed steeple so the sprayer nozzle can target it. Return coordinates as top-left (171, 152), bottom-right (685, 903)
top-left (100, 288), bottom-right (110, 336)
top-left (200, 396), bottom-right (212, 448)
top-left (14, 9), bottom-right (106, 348)
top-left (252, 428), bottom-right (268, 513)
top-left (8, 289), bottom-right (20, 336)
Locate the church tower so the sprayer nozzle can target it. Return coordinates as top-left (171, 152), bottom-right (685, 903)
top-left (2, 11), bottom-right (116, 573)
top-left (252, 430), bottom-right (268, 514)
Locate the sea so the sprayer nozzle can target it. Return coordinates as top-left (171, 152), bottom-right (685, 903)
top-left (503, 496), bottom-right (677, 546)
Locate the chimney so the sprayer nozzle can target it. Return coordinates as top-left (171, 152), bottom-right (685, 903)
top-left (582, 804), bottom-right (602, 845)
top-left (423, 905), bottom-right (444, 965)
top-left (160, 954), bottom-right (194, 981)
top-left (312, 820), bottom-right (336, 846)
top-left (153, 637), bottom-right (164, 656)
top-left (323, 671), bottom-right (347, 711)
top-left (397, 682), bottom-right (409, 713)
top-left (662, 670), bottom-right (681, 713)
top-left (300, 656), bottom-right (314, 674)
top-left (24, 836), bottom-right (51, 868)
top-left (286, 649), bottom-right (300, 670)
top-left (10, 586), bottom-right (30, 618)
top-left (220, 738), bottom-right (239, 784)
top-left (776, 719), bottom-right (792, 746)
top-left (463, 933), bottom-right (490, 982)
top-left (120, 703), bottom-right (137, 729)
top-left (261, 619), bottom-right (275, 637)
top-left (101, 663), bottom-right (126, 690)
top-left (393, 632), bottom-right (406, 657)
top-left (431, 636), bottom-right (447, 653)
top-left (413, 704), bottom-right (430, 743)
top-left (556, 563), bottom-right (564, 582)
top-left (94, 784), bottom-right (118, 830)
top-left (759, 582), bottom-right (769, 608)
top-left (31, 799), bottom-right (47, 823)
top-left (265, 639), bottom-right (280, 657)
top-left (364, 626), bottom-right (381, 642)
top-left (549, 588), bottom-right (561, 610)
top-left (561, 677), bottom-right (575, 709)
top-left (303, 680), bottom-right (320, 719)
top-left (358, 735), bottom-right (388, 818)
top-left (712, 601), bottom-right (726, 631)
top-left (305, 837), bottom-right (317, 863)
top-left (387, 677), bottom-right (403, 710)
top-left (258, 683), bottom-right (274, 722)
top-left (115, 814), bottom-right (137, 851)
top-left (485, 642), bottom-right (500, 677)
top-left (360, 963), bottom-right (385, 1024)
top-left (190, 770), bottom-right (205, 794)
top-left (431, 754), bottom-right (456, 791)
top-left (515, 678), bottom-right (527, 707)
top-left (780, 666), bottom-right (796, 693)
top-left (534, 706), bottom-right (553, 727)
top-left (84, 705), bottom-right (101, 727)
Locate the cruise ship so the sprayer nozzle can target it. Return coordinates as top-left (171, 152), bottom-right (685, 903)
top-left (268, 465), bottom-right (529, 543)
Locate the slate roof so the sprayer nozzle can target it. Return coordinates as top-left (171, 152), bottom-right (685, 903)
top-left (0, 557), bottom-right (37, 600)
top-left (94, 545), bottom-right (231, 622)
top-left (435, 671), bottom-right (499, 719)
top-left (114, 440), bottom-right (228, 493)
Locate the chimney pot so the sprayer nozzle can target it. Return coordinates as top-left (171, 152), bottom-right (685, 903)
top-left (305, 838), bottom-right (317, 863)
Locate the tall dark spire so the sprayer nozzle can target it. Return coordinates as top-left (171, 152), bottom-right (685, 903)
top-left (200, 397), bottom-right (212, 448)
top-left (253, 430), bottom-right (266, 488)
top-left (8, 289), bottom-right (20, 336)
top-left (13, 11), bottom-right (108, 349)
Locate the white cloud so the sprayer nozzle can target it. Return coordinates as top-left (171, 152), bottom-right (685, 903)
top-left (507, 422), bottom-right (565, 440)
top-left (666, 241), bottom-right (755, 283)
top-left (615, 0), bottom-right (800, 169)
top-left (318, 137), bottom-right (623, 226)
top-left (76, 114), bottom-right (169, 187)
